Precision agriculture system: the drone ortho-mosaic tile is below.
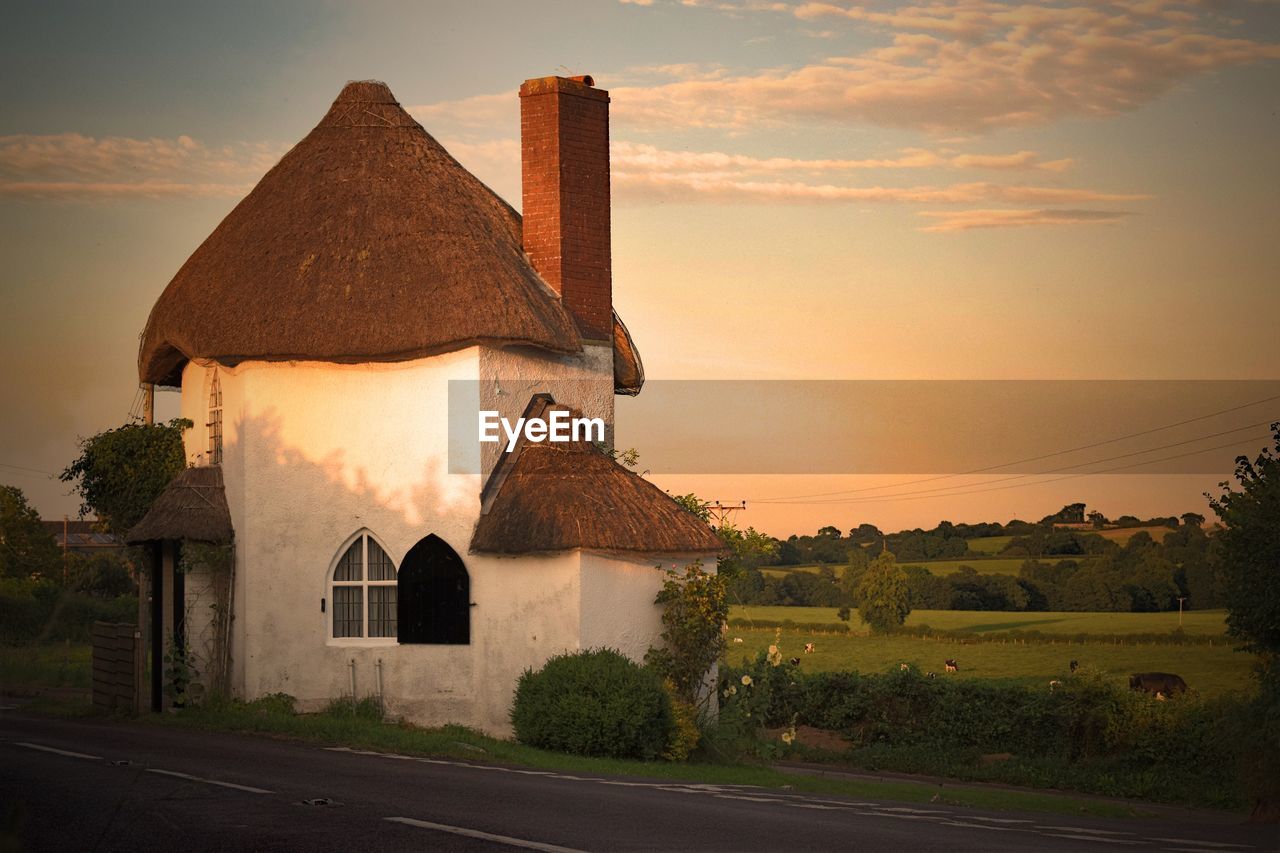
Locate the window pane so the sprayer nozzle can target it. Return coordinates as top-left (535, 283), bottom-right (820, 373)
top-left (332, 586), bottom-right (363, 638)
top-left (369, 586), bottom-right (397, 638)
top-left (334, 539), bottom-right (362, 581)
top-left (367, 539), bottom-right (396, 581)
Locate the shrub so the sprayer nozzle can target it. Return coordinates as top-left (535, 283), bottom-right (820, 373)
top-left (0, 578), bottom-right (136, 645)
top-left (662, 680), bottom-right (701, 762)
top-left (644, 562), bottom-right (727, 704)
top-left (511, 648), bottom-right (675, 761)
top-left (717, 659), bottom-right (1255, 807)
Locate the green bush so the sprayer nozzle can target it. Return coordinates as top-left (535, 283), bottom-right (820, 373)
top-left (0, 578), bottom-right (136, 645)
top-left (718, 658), bottom-right (1253, 808)
top-left (511, 648), bottom-right (675, 761)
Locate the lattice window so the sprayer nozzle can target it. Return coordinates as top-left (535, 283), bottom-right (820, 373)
top-left (206, 372), bottom-right (223, 465)
top-left (330, 532), bottom-right (398, 640)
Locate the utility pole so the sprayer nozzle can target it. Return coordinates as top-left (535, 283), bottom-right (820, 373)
top-left (703, 501), bottom-right (746, 527)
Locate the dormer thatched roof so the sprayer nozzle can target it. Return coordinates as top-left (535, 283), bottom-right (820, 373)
top-left (139, 80), bottom-right (592, 387)
top-left (471, 397), bottom-right (720, 556)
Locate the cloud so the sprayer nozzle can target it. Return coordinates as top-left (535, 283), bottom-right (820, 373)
top-left (409, 93), bottom-right (514, 133)
top-left (598, 0), bottom-right (1280, 132)
top-left (0, 133), bottom-right (282, 200)
top-left (613, 140), bottom-right (1073, 173)
top-left (0, 180), bottom-right (253, 199)
top-left (612, 170), bottom-right (1145, 205)
top-left (917, 207), bottom-right (1135, 232)
top-left (434, 136), bottom-right (1135, 231)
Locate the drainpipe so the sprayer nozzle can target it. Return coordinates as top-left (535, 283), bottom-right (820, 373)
top-left (348, 658), bottom-right (356, 699)
top-left (375, 658), bottom-right (385, 718)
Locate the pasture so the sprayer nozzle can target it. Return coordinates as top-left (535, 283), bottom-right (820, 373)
top-left (965, 535), bottom-right (1012, 553)
top-left (722, 623), bottom-right (1253, 698)
top-left (729, 605), bottom-right (1230, 637)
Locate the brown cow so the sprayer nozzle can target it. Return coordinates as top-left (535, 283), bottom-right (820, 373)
top-left (1128, 672), bottom-right (1188, 696)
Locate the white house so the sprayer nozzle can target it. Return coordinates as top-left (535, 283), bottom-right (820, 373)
top-left (126, 76), bottom-right (721, 736)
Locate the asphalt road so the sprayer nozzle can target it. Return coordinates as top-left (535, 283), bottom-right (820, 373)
top-left (0, 712), bottom-right (1275, 853)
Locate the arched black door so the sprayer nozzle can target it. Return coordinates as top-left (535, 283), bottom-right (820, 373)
top-left (397, 534), bottom-right (469, 644)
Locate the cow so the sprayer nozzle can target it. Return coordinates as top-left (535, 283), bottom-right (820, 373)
top-left (1069, 659), bottom-right (1079, 673)
top-left (944, 659), bottom-right (959, 673)
top-left (732, 637), bottom-right (744, 644)
top-left (1049, 679), bottom-right (1062, 692)
top-left (899, 663), bottom-right (909, 671)
top-left (804, 643), bottom-right (815, 654)
top-left (790, 657), bottom-right (801, 666)
top-left (925, 672), bottom-right (936, 679)
top-left (1128, 672), bottom-right (1188, 697)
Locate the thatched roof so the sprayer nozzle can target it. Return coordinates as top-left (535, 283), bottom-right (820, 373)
top-left (471, 398), bottom-right (720, 556)
top-left (612, 311), bottom-right (644, 396)
top-left (139, 79), bottom-right (600, 387)
top-left (125, 466), bottom-right (234, 545)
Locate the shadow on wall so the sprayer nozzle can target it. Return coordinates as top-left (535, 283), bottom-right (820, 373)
top-left (187, 404), bottom-right (484, 695)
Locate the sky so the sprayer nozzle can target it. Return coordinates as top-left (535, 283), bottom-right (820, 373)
top-left (1, 0), bottom-right (1278, 537)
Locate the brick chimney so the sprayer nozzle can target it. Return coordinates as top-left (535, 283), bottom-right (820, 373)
top-left (519, 75), bottom-right (612, 341)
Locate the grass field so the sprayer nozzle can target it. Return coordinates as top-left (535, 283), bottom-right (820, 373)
top-left (722, 626), bottom-right (1253, 697)
top-left (965, 535), bottom-right (1013, 553)
top-left (730, 605), bottom-right (1229, 636)
top-left (725, 607), bottom-right (1249, 697)
top-left (0, 641), bottom-right (91, 689)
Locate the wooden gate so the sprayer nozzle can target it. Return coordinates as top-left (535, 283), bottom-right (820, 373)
top-left (92, 621), bottom-right (141, 713)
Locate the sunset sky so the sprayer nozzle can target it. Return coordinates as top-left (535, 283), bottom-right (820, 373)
top-left (2, 0), bottom-right (1278, 537)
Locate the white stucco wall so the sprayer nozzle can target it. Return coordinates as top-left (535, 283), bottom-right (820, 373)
top-left (171, 344), bottom-right (694, 737)
top-left (477, 342), bottom-right (615, 478)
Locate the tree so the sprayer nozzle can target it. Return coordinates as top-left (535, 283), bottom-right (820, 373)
top-left (0, 485), bottom-right (61, 580)
top-left (60, 418), bottom-right (191, 536)
top-left (1207, 423), bottom-right (1280, 820)
top-left (1180, 512), bottom-right (1205, 528)
top-left (855, 551), bottom-right (911, 632)
top-left (1207, 424), bottom-right (1280, 663)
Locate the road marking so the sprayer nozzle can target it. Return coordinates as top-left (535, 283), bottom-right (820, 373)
top-left (385, 817), bottom-right (586, 852)
top-left (1040, 834), bottom-right (1146, 845)
top-left (1041, 826), bottom-right (1136, 836)
top-left (145, 768), bottom-right (273, 794)
top-left (1149, 842), bottom-right (1251, 850)
top-left (14, 741), bottom-right (102, 760)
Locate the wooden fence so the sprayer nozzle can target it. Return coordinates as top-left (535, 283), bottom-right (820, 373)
top-left (92, 621), bottom-right (141, 713)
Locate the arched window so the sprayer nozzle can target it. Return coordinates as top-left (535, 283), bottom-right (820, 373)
top-left (206, 371), bottom-right (223, 465)
top-left (329, 532), bottom-right (397, 639)
top-left (398, 534), bottom-right (469, 645)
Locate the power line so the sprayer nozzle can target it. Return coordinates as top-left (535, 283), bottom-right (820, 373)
top-left (0, 461), bottom-right (57, 478)
top-left (760, 435), bottom-right (1269, 506)
top-left (754, 418), bottom-right (1276, 505)
top-left (750, 393), bottom-right (1280, 502)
